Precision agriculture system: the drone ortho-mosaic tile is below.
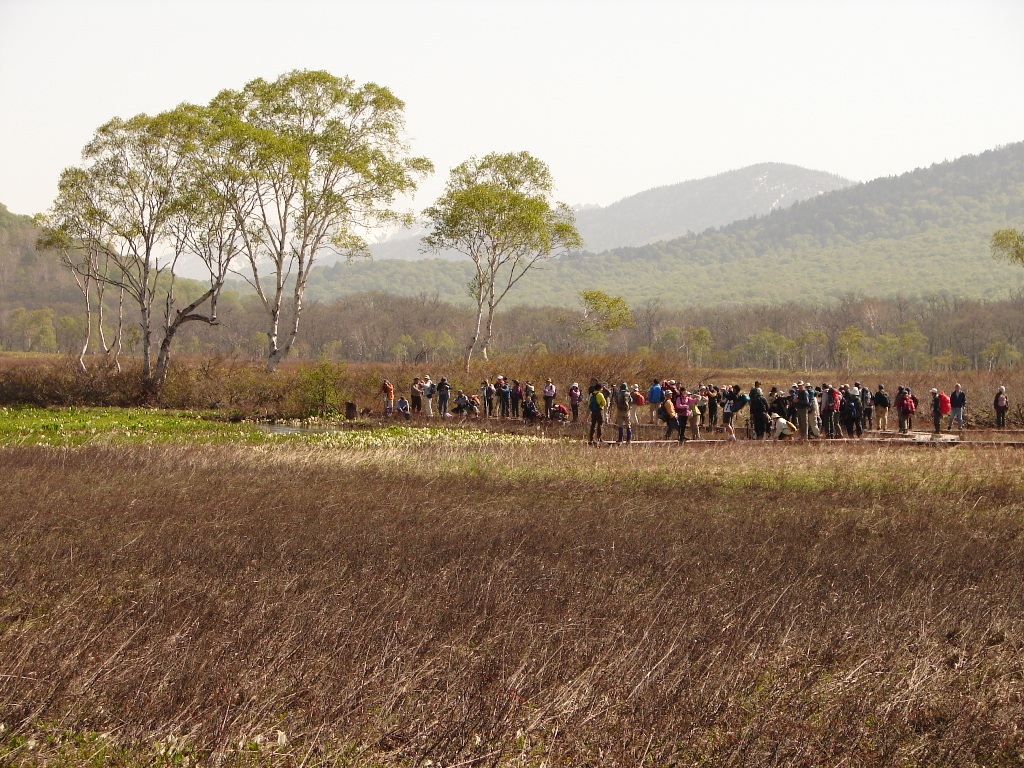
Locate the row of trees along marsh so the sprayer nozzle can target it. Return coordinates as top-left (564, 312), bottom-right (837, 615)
top-left (34, 70), bottom-right (579, 397)
top-left (10, 288), bottom-right (1024, 374)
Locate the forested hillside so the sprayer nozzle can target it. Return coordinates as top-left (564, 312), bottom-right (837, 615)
top-left (311, 143), bottom-right (1024, 307)
top-left (364, 162), bottom-right (854, 261)
top-left (0, 204), bottom-right (85, 351)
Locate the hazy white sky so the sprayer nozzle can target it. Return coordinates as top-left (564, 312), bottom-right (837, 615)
top-left (1, 0), bottom-right (1022, 218)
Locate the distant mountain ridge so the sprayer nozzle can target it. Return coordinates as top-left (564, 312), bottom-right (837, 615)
top-left (310, 142), bottom-right (1024, 307)
top-left (573, 163), bottom-right (854, 253)
top-left (364, 163), bottom-right (854, 262)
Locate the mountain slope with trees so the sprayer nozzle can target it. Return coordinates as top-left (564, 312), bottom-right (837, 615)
top-left (311, 142), bottom-right (1024, 307)
top-left (364, 163), bottom-right (854, 261)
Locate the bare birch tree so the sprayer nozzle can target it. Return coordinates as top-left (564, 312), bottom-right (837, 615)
top-left (40, 105), bottom-right (241, 395)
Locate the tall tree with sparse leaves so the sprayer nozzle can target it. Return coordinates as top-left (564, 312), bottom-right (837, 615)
top-left (211, 70), bottom-right (433, 372)
top-left (40, 105), bottom-right (242, 395)
top-left (423, 151), bottom-right (582, 371)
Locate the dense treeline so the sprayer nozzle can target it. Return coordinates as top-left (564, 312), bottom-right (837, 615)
top-left (5, 285), bottom-right (1024, 373)
top-left (4, 202), bottom-right (1024, 371)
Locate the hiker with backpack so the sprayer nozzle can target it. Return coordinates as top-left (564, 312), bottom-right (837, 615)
top-left (510, 380), bottom-right (523, 418)
top-left (771, 412), bottom-right (798, 440)
top-left (840, 385), bottom-right (861, 438)
top-left (542, 378), bottom-right (556, 419)
top-left (380, 379), bottom-right (395, 416)
top-left (873, 384), bottom-right (891, 432)
top-left (647, 379), bottom-right (663, 425)
top-left (568, 382), bottom-right (582, 422)
top-left (687, 387), bottom-right (707, 440)
top-left (932, 388), bottom-right (951, 434)
top-left (722, 384), bottom-right (746, 441)
top-left (410, 377), bottom-right (424, 415)
top-left (705, 384), bottom-right (720, 431)
top-left (749, 381), bottom-right (771, 439)
top-left (613, 382), bottom-right (633, 444)
top-left (675, 386), bottom-right (698, 442)
top-left (791, 381), bottom-right (812, 440)
top-left (660, 388), bottom-right (680, 440)
top-left (436, 377), bottom-right (452, 417)
top-left (857, 382), bottom-right (873, 431)
top-left (630, 385), bottom-right (645, 426)
top-left (895, 386), bottom-right (915, 434)
top-left (422, 376), bottom-right (436, 417)
top-left (819, 383), bottom-right (839, 438)
top-left (994, 386), bottom-right (1009, 428)
top-left (522, 395), bottom-right (541, 425)
top-left (496, 376), bottom-right (511, 418)
top-left (480, 379), bottom-right (496, 417)
top-left (587, 381), bottom-right (607, 445)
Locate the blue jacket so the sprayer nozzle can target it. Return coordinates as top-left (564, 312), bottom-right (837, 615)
top-left (648, 384), bottom-right (663, 404)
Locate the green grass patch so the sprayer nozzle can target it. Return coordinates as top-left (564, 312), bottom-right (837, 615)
top-left (0, 406), bottom-right (551, 449)
top-left (0, 406), bottom-right (266, 447)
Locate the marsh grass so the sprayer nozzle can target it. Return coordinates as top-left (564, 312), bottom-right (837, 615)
top-left (2, 433), bottom-right (1024, 766)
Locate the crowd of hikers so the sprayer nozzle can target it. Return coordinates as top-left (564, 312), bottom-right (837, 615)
top-left (377, 375), bottom-right (1012, 443)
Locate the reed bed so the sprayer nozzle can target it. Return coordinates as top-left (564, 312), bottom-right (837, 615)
top-left (1, 439), bottom-right (1023, 766)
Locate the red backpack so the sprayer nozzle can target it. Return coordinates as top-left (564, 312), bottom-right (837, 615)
top-left (938, 392), bottom-right (951, 415)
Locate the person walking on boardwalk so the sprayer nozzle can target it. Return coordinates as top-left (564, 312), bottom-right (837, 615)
top-left (932, 388), bottom-right (951, 434)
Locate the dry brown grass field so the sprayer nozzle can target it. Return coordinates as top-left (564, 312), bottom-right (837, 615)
top-left (2, 435), bottom-right (1024, 767)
